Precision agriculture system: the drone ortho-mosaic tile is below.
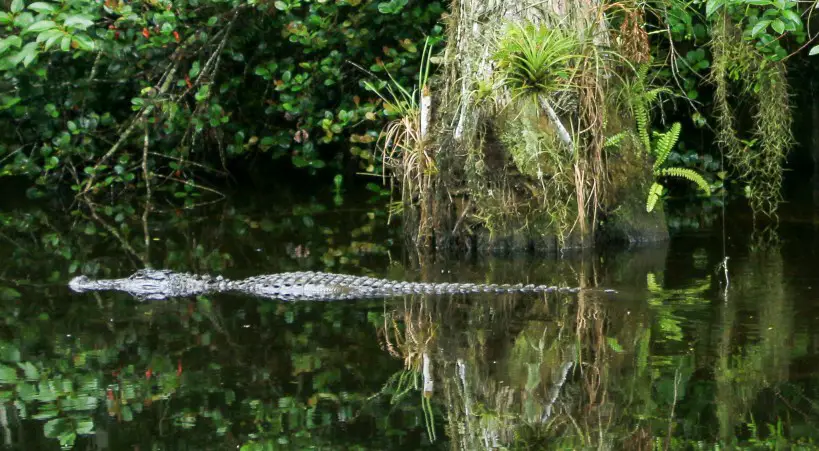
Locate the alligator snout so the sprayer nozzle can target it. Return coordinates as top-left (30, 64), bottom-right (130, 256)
top-left (68, 275), bottom-right (92, 292)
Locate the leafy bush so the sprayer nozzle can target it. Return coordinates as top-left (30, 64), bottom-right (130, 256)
top-left (0, 0), bottom-right (445, 198)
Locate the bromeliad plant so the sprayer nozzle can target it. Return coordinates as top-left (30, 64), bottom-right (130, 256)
top-left (493, 23), bottom-right (582, 152)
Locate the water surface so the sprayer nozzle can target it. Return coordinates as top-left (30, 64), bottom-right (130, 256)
top-left (1, 189), bottom-right (818, 450)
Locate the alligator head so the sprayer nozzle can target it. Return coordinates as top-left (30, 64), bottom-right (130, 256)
top-left (68, 275), bottom-right (94, 293)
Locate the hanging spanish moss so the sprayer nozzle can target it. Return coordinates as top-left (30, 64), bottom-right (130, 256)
top-left (710, 14), bottom-right (793, 219)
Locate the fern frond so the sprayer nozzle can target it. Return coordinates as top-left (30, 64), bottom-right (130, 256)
top-left (657, 167), bottom-right (712, 196)
top-left (646, 182), bottom-right (664, 212)
top-left (604, 131), bottom-right (629, 149)
top-left (644, 87), bottom-right (673, 105)
top-left (646, 272), bottom-right (662, 293)
top-left (652, 122), bottom-right (681, 171)
top-left (636, 63), bottom-right (650, 88)
top-left (635, 102), bottom-right (650, 152)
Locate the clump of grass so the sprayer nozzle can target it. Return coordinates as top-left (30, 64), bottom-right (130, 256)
top-left (364, 38), bottom-right (437, 205)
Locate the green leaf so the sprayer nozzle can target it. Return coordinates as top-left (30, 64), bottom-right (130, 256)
top-left (42, 30), bottom-right (62, 49)
top-left (751, 20), bottom-right (770, 37)
top-left (43, 417), bottom-right (68, 437)
top-left (35, 28), bottom-right (61, 44)
top-left (781, 9), bottom-right (801, 26)
top-left (809, 45), bottom-right (819, 56)
top-left (607, 337), bottom-right (624, 353)
top-left (27, 2), bottom-right (56, 13)
top-left (0, 13), bottom-right (11, 25)
top-left (254, 66), bottom-right (269, 77)
top-left (292, 156), bottom-right (309, 167)
top-left (194, 84), bottom-right (210, 102)
top-left (25, 20), bottom-right (56, 33)
top-left (121, 405), bottom-right (133, 422)
top-left (705, 0), bottom-right (724, 18)
top-left (657, 167), bottom-right (712, 196)
top-left (72, 34), bottom-right (94, 51)
top-left (17, 362), bottom-right (38, 381)
top-left (646, 182), bottom-right (664, 213)
top-left (75, 419), bottom-right (94, 435)
top-left (0, 364), bottom-right (17, 384)
top-left (57, 35), bottom-right (70, 52)
top-left (771, 19), bottom-right (785, 34)
top-left (63, 15), bottom-right (94, 30)
top-left (274, 0), bottom-right (287, 10)
top-left (10, 0), bottom-right (24, 14)
top-left (189, 61), bottom-right (200, 78)
top-left (0, 343), bottom-right (20, 363)
top-left (17, 383), bottom-right (36, 401)
top-left (9, 42), bottom-right (38, 68)
top-left (2, 36), bottom-right (22, 51)
top-left (0, 287), bottom-right (21, 301)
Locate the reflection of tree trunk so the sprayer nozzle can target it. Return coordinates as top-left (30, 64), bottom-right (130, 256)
top-left (0, 404), bottom-right (10, 446)
top-left (540, 360), bottom-right (574, 422)
top-left (95, 425), bottom-right (110, 450)
top-left (717, 250), bottom-right (791, 445)
top-left (422, 352), bottom-right (433, 397)
top-left (813, 84), bottom-right (819, 206)
top-left (716, 282), bottom-right (737, 444)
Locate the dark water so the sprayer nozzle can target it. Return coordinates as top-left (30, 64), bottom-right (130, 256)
top-left (1, 187), bottom-right (819, 450)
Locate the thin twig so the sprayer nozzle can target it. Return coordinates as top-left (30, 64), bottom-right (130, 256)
top-left (79, 60), bottom-right (180, 195)
top-left (142, 121), bottom-right (152, 203)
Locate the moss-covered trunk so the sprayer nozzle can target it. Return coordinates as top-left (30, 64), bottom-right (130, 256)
top-left (395, 0), bottom-right (668, 253)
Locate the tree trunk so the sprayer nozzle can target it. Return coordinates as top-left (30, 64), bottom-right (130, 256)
top-left (402, 0), bottom-right (667, 252)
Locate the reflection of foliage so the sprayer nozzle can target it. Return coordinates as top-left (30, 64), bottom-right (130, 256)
top-left (0, 193), bottom-right (429, 449)
top-left (646, 271), bottom-right (711, 343)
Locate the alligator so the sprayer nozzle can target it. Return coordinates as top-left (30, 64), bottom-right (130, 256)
top-left (68, 269), bottom-right (616, 301)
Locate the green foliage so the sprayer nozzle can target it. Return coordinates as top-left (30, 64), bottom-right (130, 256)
top-left (646, 124), bottom-right (711, 212)
top-left (0, 0), bottom-right (445, 198)
top-left (657, 167), bottom-right (711, 194)
top-left (646, 182), bottom-right (665, 214)
top-left (493, 23), bottom-right (580, 99)
top-left (709, 15), bottom-right (793, 218)
top-left (606, 66), bottom-right (711, 213)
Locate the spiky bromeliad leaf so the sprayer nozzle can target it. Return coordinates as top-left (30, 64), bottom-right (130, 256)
top-left (646, 182), bottom-right (664, 212)
top-left (657, 167), bottom-right (712, 196)
top-left (494, 23), bottom-right (580, 98)
top-left (652, 122), bottom-right (681, 171)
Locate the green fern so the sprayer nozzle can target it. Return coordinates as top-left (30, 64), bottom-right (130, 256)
top-left (646, 182), bottom-right (664, 213)
top-left (608, 63), bottom-right (712, 213)
top-left (635, 101), bottom-right (651, 153)
top-left (657, 167), bottom-right (712, 196)
top-left (603, 131), bottom-right (630, 149)
top-left (652, 122), bottom-right (681, 171)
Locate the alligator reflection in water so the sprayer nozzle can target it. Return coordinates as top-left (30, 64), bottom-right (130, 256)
top-left (68, 269), bottom-right (617, 301)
